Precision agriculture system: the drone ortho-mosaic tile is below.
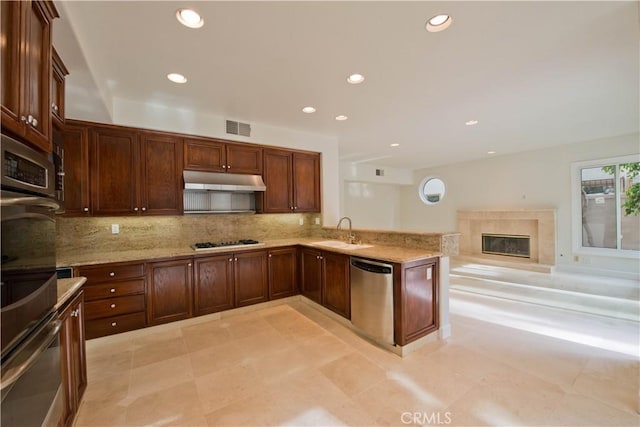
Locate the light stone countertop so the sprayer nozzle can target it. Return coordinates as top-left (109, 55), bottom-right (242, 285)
top-left (56, 277), bottom-right (87, 310)
top-left (57, 238), bottom-right (441, 267)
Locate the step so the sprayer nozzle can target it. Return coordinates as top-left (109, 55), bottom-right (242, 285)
top-left (450, 274), bottom-right (640, 322)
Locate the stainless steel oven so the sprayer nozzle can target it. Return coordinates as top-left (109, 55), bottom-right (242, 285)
top-left (1, 312), bottom-right (63, 427)
top-left (1, 134), bottom-right (62, 426)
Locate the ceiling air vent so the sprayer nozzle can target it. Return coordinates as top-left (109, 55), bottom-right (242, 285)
top-left (226, 120), bottom-right (251, 137)
top-left (376, 169), bottom-right (385, 177)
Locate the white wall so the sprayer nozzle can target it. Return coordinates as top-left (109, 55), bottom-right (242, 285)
top-left (339, 162), bottom-right (411, 230)
top-left (397, 133), bottom-right (640, 275)
top-left (111, 97), bottom-right (340, 226)
top-left (343, 181), bottom-right (403, 230)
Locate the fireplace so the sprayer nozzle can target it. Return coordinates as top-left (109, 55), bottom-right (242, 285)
top-left (482, 234), bottom-right (531, 258)
top-left (457, 210), bottom-right (557, 266)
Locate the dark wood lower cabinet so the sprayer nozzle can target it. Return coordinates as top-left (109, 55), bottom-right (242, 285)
top-left (322, 252), bottom-right (350, 319)
top-left (147, 259), bottom-right (193, 325)
top-left (234, 251), bottom-right (268, 307)
top-left (268, 247), bottom-right (298, 300)
top-left (194, 254), bottom-right (234, 316)
top-left (300, 248), bottom-right (350, 319)
top-left (300, 248), bottom-right (322, 303)
top-left (75, 248), bottom-right (439, 348)
top-left (394, 257), bottom-right (439, 346)
top-left (59, 290), bottom-right (87, 427)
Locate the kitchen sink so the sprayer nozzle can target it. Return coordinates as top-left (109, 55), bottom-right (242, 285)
top-left (310, 240), bottom-right (373, 250)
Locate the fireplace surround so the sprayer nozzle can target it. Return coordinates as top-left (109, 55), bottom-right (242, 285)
top-left (457, 210), bottom-right (556, 265)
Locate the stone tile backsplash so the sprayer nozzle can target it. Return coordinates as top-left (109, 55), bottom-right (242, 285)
top-left (56, 213), bottom-right (321, 254)
top-left (56, 214), bottom-right (459, 258)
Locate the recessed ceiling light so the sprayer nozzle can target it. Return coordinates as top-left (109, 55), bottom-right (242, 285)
top-left (465, 120), bottom-right (479, 126)
top-left (487, 151), bottom-right (497, 155)
top-left (347, 73), bottom-right (365, 84)
top-left (176, 8), bottom-right (204, 29)
top-left (302, 106), bottom-right (316, 114)
top-left (426, 14), bottom-right (452, 32)
top-left (167, 73), bottom-right (187, 84)
top-left (335, 115), bottom-right (348, 121)
top-left (390, 143), bottom-right (400, 147)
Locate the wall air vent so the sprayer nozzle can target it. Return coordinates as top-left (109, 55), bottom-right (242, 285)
top-left (226, 120), bottom-right (251, 137)
top-left (376, 169), bottom-right (385, 177)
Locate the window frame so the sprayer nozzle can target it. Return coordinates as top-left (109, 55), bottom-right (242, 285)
top-left (571, 154), bottom-right (640, 259)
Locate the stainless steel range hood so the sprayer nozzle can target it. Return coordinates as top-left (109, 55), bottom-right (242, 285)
top-left (183, 171), bottom-right (266, 192)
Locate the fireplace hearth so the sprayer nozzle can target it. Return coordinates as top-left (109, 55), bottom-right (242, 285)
top-left (482, 234), bottom-right (531, 258)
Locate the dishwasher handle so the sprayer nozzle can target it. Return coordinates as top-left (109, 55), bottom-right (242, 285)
top-left (351, 258), bottom-right (392, 275)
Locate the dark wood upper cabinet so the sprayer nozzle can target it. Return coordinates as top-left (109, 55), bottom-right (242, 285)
top-left (193, 254), bottom-right (235, 316)
top-left (183, 138), bottom-right (226, 172)
top-left (71, 122), bottom-right (183, 216)
top-left (51, 47), bottom-right (68, 128)
top-left (90, 126), bottom-right (139, 216)
top-left (394, 258), bottom-right (439, 346)
top-left (184, 138), bottom-right (262, 175)
top-left (62, 123), bottom-right (91, 216)
top-left (261, 149), bottom-right (294, 212)
top-left (260, 149), bottom-right (321, 213)
top-left (1, 0), bottom-right (58, 152)
top-left (139, 132), bottom-right (183, 215)
top-left (147, 258), bottom-right (193, 325)
top-left (268, 247), bottom-right (298, 300)
top-left (322, 252), bottom-right (350, 319)
top-left (292, 152), bottom-right (321, 213)
top-left (226, 143), bottom-right (262, 174)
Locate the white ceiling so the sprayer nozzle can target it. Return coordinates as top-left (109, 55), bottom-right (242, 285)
top-left (53, 1), bottom-right (639, 170)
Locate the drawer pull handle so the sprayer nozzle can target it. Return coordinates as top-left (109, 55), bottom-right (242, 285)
top-left (109, 272), bottom-right (115, 277)
top-left (110, 304), bottom-right (116, 308)
top-left (111, 322), bottom-right (117, 327)
top-left (110, 288), bottom-right (116, 293)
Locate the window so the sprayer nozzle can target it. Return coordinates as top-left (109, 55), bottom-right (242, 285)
top-left (572, 155), bottom-right (640, 257)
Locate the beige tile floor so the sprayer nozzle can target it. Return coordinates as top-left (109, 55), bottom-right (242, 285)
top-left (75, 293), bottom-right (640, 427)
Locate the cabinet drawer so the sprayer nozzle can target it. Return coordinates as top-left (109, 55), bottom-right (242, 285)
top-left (85, 312), bottom-right (146, 340)
top-left (78, 263), bottom-right (144, 283)
top-left (84, 295), bottom-right (145, 320)
top-left (83, 279), bottom-right (144, 301)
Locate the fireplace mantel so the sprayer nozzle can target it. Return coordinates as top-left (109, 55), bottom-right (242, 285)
top-left (457, 209), bottom-right (557, 265)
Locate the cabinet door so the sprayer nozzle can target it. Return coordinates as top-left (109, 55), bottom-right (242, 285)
top-left (268, 247), bottom-right (298, 300)
top-left (292, 152), bottom-right (321, 213)
top-left (396, 259), bottom-right (438, 345)
top-left (322, 252), bottom-right (350, 319)
top-left (0, 0), bottom-right (23, 136)
top-left (234, 251), bottom-right (268, 307)
top-left (147, 259), bottom-right (193, 325)
top-left (91, 127), bottom-right (139, 216)
top-left (183, 138), bottom-right (226, 172)
top-left (300, 248), bottom-right (322, 303)
top-left (62, 123), bottom-right (90, 215)
top-left (226, 143), bottom-right (262, 174)
top-left (51, 47), bottom-right (68, 127)
top-left (60, 291), bottom-right (87, 427)
top-left (194, 255), bottom-right (234, 316)
top-left (262, 149), bottom-right (293, 213)
top-left (139, 132), bottom-right (183, 215)
top-left (22, 0), bottom-right (55, 152)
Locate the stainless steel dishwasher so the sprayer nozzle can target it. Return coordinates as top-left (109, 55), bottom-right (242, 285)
top-left (350, 257), bottom-right (394, 345)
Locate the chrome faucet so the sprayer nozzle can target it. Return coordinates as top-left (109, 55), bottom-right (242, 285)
top-left (337, 216), bottom-right (357, 244)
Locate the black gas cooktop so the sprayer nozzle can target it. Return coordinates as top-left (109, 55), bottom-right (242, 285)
top-left (192, 239), bottom-right (263, 251)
